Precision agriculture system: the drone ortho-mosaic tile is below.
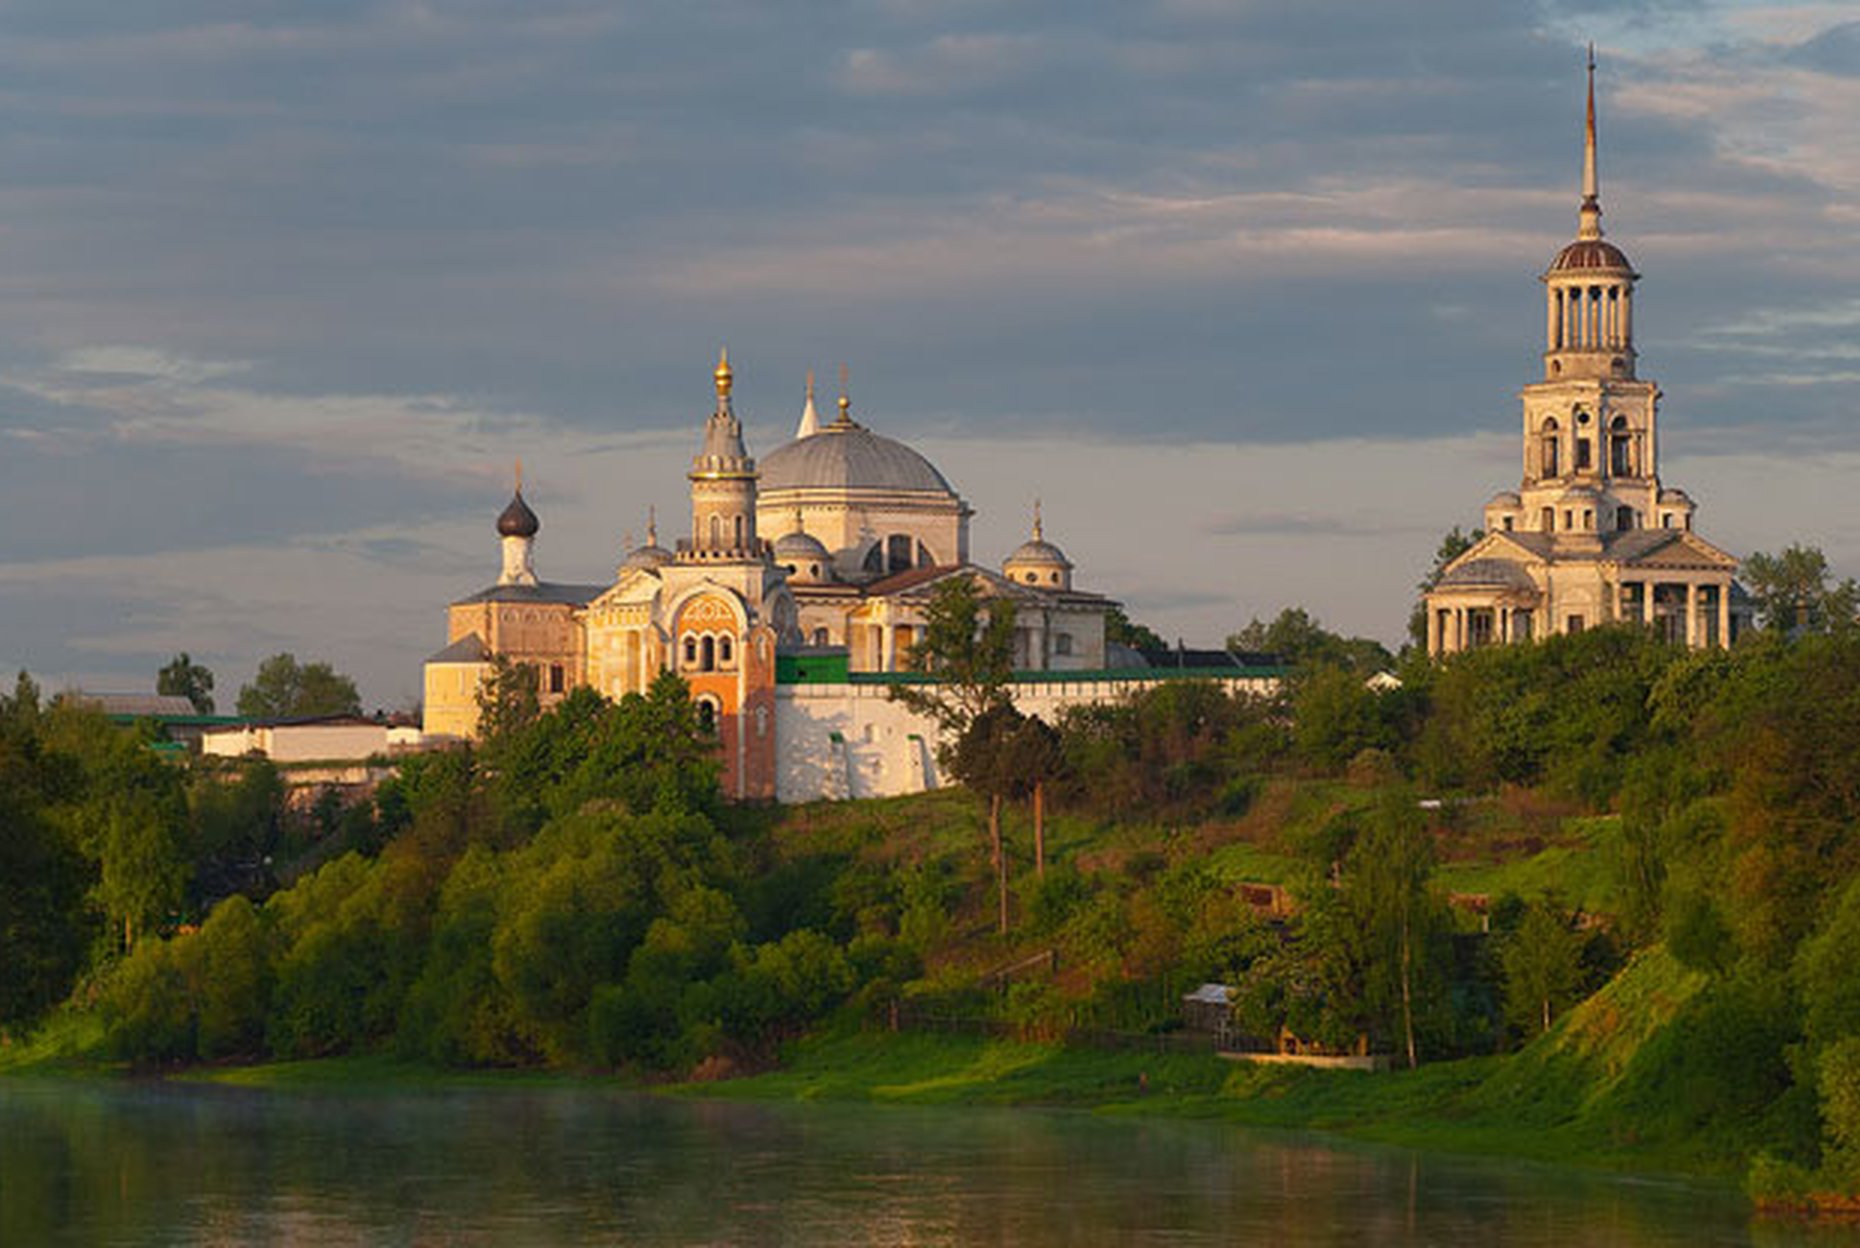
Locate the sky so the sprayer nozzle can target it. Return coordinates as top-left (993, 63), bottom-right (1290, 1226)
top-left (1, 0), bottom-right (1857, 710)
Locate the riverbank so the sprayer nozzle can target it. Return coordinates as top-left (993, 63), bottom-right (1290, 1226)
top-left (0, 947), bottom-right (1768, 1188)
top-left (689, 1029), bottom-right (1727, 1179)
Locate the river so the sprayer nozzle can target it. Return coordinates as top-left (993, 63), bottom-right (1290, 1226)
top-left (0, 1078), bottom-right (1850, 1245)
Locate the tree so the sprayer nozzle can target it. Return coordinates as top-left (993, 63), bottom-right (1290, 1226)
top-left (476, 654), bottom-right (541, 744)
top-left (236, 653), bottom-right (362, 719)
top-left (1228, 606), bottom-right (1392, 674)
top-left (1500, 900), bottom-right (1585, 1036)
top-left (1104, 605), bottom-right (1166, 652)
top-left (1742, 544), bottom-right (1859, 637)
top-left (1343, 794), bottom-right (1439, 1069)
top-left (157, 653), bottom-right (216, 714)
top-left (949, 704), bottom-right (1024, 934)
top-left (890, 575), bottom-right (1018, 743)
top-left (1409, 526), bottom-right (1484, 647)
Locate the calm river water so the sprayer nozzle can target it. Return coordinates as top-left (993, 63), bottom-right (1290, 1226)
top-left (2, 1078), bottom-right (1854, 1246)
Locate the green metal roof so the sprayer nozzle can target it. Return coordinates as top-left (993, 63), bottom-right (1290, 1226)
top-left (777, 664), bottom-right (1286, 687)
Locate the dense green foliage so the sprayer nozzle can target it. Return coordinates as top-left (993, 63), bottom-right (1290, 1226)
top-left (235, 652), bottom-right (362, 719)
top-left (17, 610), bottom-right (1860, 1204)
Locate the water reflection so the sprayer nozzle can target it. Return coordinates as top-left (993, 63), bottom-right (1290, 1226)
top-left (0, 1078), bottom-right (1850, 1246)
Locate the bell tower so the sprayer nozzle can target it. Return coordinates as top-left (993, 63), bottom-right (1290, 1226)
top-left (1487, 50), bottom-right (1687, 540)
top-left (684, 347), bottom-right (762, 562)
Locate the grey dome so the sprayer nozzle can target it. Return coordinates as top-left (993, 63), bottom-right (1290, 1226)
top-left (1439, 559), bottom-right (1536, 590)
top-left (1006, 538), bottom-right (1071, 569)
top-left (759, 425), bottom-right (954, 495)
top-left (773, 528), bottom-right (831, 562)
top-left (773, 528), bottom-right (834, 583)
top-left (623, 541), bottom-right (673, 571)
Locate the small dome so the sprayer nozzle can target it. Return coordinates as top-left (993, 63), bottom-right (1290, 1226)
top-left (1486, 491), bottom-right (1522, 508)
top-left (1006, 537), bottom-right (1071, 569)
top-left (1659, 487), bottom-right (1692, 504)
top-left (773, 528), bottom-right (834, 583)
top-left (497, 490), bottom-right (539, 538)
top-left (1548, 238), bottom-right (1634, 274)
top-left (623, 541), bottom-right (672, 572)
top-left (774, 528), bottom-right (830, 561)
top-left (760, 424), bottom-right (955, 495)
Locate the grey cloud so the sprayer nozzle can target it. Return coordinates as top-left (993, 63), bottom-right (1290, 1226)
top-left (1202, 514), bottom-right (1436, 539)
top-left (0, 435), bottom-right (472, 563)
top-left (1786, 21), bottom-right (1860, 76)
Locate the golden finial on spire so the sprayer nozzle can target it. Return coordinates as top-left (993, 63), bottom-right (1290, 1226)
top-left (805, 368), bottom-right (815, 400)
top-left (792, 505), bottom-right (805, 533)
top-left (836, 362), bottom-right (851, 424)
top-left (1033, 497), bottom-right (1044, 542)
top-left (514, 457), bottom-right (524, 492)
top-left (714, 346), bottom-right (733, 400)
top-left (647, 505), bottom-right (658, 545)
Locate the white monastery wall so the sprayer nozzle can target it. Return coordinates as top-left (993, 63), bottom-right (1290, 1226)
top-left (775, 675), bottom-right (1276, 803)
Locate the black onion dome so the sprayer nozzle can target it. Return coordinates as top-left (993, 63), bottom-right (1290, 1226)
top-left (497, 490), bottom-right (539, 538)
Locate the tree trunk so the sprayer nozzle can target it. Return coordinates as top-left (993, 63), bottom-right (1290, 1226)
top-left (1542, 995), bottom-right (1551, 1036)
top-left (1400, 915), bottom-right (1417, 1070)
top-left (1033, 781), bottom-right (1046, 879)
top-left (991, 793), bottom-right (1007, 935)
top-left (124, 914), bottom-right (133, 954)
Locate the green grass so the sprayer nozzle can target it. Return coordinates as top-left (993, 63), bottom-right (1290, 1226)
top-left (699, 948), bottom-right (1739, 1179)
top-left (0, 1009), bottom-right (113, 1077)
top-left (1436, 815), bottom-right (1621, 913)
top-left (175, 1053), bottom-right (632, 1091)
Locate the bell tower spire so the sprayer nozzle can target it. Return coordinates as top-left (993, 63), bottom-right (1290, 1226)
top-left (1579, 44), bottom-right (1603, 241)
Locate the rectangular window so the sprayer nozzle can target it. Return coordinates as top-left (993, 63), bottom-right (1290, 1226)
top-left (549, 663), bottom-right (565, 694)
top-left (1054, 633), bottom-right (1074, 656)
top-left (1566, 615), bottom-right (1585, 635)
top-left (1576, 439), bottom-right (1592, 470)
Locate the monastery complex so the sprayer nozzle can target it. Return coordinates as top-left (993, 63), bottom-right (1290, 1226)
top-left (420, 60), bottom-right (1748, 801)
top-left (422, 363), bottom-right (1274, 801)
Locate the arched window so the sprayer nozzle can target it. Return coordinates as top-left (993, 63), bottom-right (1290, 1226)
top-left (1616, 506), bottom-right (1634, 532)
top-left (548, 663), bottom-right (565, 694)
top-left (811, 627), bottom-right (829, 645)
top-left (719, 634), bottom-right (734, 666)
top-left (1610, 416), bottom-right (1632, 475)
top-left (1541, 506), bottom-right (1554, 532)
top-left (887, 534), bottom-right (913, 572)
top-left (734, 514), bottom-right (744, 548)
top-left (700, 635), bottom-right (716, 671)
top-left (709, 515), bottom-right (722, 546)
top-left (1541, 419), bottom-right (1560, 477)
top-left (695, 698), bottom-right (717, 734)
top-left (683, 636), bottom-right (698, 665)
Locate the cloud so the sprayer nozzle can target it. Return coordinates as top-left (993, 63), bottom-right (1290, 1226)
top-left (1, 1), bottom-right (1856, 702)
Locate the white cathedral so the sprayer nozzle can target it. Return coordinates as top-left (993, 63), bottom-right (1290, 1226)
top-left (1425, 58), bottom-right (1751, 653)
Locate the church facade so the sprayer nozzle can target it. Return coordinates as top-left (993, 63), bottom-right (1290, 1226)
top-left (1425, 61), bottom-right (1750, 655)
top-left (423, 354), bottom-right (1273, 801)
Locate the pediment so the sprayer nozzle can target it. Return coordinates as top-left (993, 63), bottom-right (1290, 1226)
top-left (1442, 530), bottom-right (1549, 576)
top-left (1617, 531), bottom-right (1739, 570)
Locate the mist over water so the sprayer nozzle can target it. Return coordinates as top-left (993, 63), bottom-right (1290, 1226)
top-left (0, 1079), bottom-right (1820, 1246)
